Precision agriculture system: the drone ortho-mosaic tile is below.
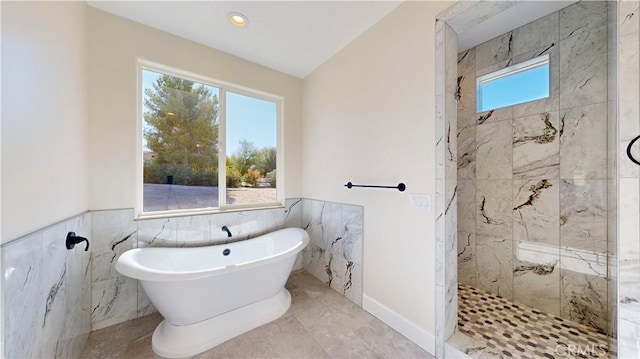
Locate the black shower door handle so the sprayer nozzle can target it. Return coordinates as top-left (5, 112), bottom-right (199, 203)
top-left (627, 134), bottom-right (640, 166)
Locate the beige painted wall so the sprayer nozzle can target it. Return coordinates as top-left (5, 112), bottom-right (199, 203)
top-left (87, 7), bottom-right (303, 211)
top-left (302, 1), bottom-right (452, 335)
top-left (1, 1), bottom-right (89, 242)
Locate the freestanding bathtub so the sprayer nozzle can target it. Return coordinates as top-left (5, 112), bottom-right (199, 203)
top-left (115, 227), bottom-right (309, 358)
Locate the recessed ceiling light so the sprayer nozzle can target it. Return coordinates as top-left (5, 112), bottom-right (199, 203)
top-left (228, 12), bottom-right (248, 28)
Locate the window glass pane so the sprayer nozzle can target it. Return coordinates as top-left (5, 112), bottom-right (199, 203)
top-left (477, 60), bottom-right (549, 112)
top-left (142, 69), bottom-right (220, 212)
top-left (226, 91), bottom-right (277, 205)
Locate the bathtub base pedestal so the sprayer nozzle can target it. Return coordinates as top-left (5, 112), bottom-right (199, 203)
top-left (151, 289), bottom-right (291, 358)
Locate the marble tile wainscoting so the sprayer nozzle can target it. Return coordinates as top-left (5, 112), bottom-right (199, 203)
top-left (90, 198), bottom-right (364, 331)
top-left (456, 1), bottom-right (612, 333)
top-left (1, 198), bottom-right (364, 357)
top-left (300, 199), bottom-right (364, 306)
top-left (1, 213), bottom-right (93, 358)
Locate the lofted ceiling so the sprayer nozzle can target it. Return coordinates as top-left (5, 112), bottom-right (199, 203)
top-left (87, 1), bottom-right (579, 78)
top-left (87, 1), bottom-right (402, 79)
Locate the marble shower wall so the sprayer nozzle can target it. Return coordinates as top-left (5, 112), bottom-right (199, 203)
top-left (435, 19), bottom-right (460, 357)
top-left (617, 1), bottom-right (640, 358)
top-left (300, 199), bottom-right (364, 306)
top-left (456, 1), bottom-right (612, 333)
top-left (2, 213), bottom-right (92, 359)
top-left (89, 198), bottom-right (364, 331)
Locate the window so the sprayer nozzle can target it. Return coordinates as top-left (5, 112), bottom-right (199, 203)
top-left (477, 54), bottom-right (550, 112)
top-left (139, 62), bottom-right (281, 216)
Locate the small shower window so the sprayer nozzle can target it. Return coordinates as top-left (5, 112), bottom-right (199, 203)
top-left (477, 54), bottom-right (550, 112)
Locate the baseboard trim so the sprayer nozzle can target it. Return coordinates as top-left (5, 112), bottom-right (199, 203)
top-left (362, 294), bottom-right (435, 355)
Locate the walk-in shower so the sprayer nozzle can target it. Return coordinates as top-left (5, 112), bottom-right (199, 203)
top-left (451, 1), bottom-right (617, 357)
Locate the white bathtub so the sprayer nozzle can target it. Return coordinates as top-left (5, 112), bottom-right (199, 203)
top-left (115, 227), bottom-right (309, 358)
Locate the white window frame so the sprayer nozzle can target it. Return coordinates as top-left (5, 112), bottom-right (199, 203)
top-left (476, 54), bottom-right (550, 112)
top-left (136, 59), bottom-right (285, 219)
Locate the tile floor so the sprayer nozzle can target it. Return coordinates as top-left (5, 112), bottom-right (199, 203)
top-left (450, 283), bottom-right (613, 359)
top-left (81, 270), bottom-right (433, 358)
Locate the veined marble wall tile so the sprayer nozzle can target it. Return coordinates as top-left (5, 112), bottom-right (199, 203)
top-left (91, 209), bottom-right (136, 282)
top-left (445, 265), bottom-right (458, 338)
top-left (327, 251), bottom-right (361, 306)
top-left (620, 1), bottom-right (640, 37)
top-left (620, 259), bottom-right (640, 323)
top-left (619, 319), bottom-right (640, 359)
top-left (341, 205), bottom-right (364, 266)
top-left (476, 106), bottom-right (512, 126)
top-left (137, 217), bottom-right (177, 247)
top-left (302, 197), bottom-right (312, 228)
top-left (445, 177), bottom-right (458, 337)
top-left (457, 48), bottom-right (476, 130)
top-left (2, 233), bottom-right (44, 359)
top-left (476, 234), bottom-right (513, 299)
top-left (302, 242), bottom-right (330, 284)
top-left (305, 199), bottom-right (329, 250)
top-left (284, 198), bottom-right (304, 229)
top-left (41, 221), bottom-right (73, 357)
top-left (559, 103), bottom-right (608, 179)
top-left (476, 121), bottom-right (513, 180)
top-left (513, 179), bottom-right (560, 246)
top-left (476, 58), bottom-right (512, 81)
top-left (212, 210), bottom-right (267, 242)
top-left (609, 262), bottom-right (618, 342)
top-left (91, 275), bottom-right (138, 330)
top-left (513, 112), bottom-right (560, 179)
top-left (559, 25), bottom-right (608, 109)
top-left (301, 200), bottom-right (363, 306)
top-left (344, 263), bottom-right (363, 306)
top-left (560, 267), bottom-right (608, 332)
top-left (513, 240), bottom-right (560, 316)
top-left (476, 180), bottom-right (512, 239)
top-left (559, 1), bottom-right (608, 40)
top-left (445, 25), bottom-right (459, 183)
top-left (63, 214), bottom-right (92, 357)
top-left (3, 213), bottom-right (92, 359)
top-left (512, 44), bottom-right (560, 118)
top-left (209, 212), bottom-right (243, 244)
top-left (457, 232), bottom-right (477, 287)
top-left (457, 125), bottom-right (475, 179)
top-left (458, 48), bottom-right (474, 73)
top-left (436, 125), bottom-right (445, 181)
top-left (476, 31), bottom-right (513, 70)
top-left (512, 12), bottom-right (559, 56)
top-left (607, 8), bottom-right (618, 330)
top-left (176, 214), bottom-right (210, 246)
top-left (619, 31), bottom-right (640, 143)
top-left (560, 179), bottom-right (607, 253)
top-left (323, 202), bottom-right (345, 248)
top-left (620, 178), bottom-right (640, 261)
top-left (457, 179), bottom-right (476, 234)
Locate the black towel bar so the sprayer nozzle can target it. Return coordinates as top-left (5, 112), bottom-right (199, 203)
top-left (344, 182), bottom-right (406, 192)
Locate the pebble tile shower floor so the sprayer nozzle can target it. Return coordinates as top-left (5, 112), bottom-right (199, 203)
top-left (453, 283), bottom-right (613, 359)
top-left (81, 270), bottom-right (433, 358)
